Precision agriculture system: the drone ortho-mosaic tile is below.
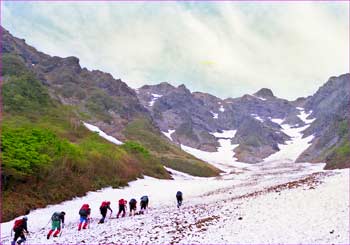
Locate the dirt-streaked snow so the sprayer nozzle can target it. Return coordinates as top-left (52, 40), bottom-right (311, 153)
top-left (2, 160), bottom-right (347, 244)
top-left (83, 122), bottom-right (123, 145)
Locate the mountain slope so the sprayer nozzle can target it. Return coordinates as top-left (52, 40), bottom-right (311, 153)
top-left (0, 28), bottom-right (220, 221)
top-left (297, 74), bottom-right (350, 169)
top-left (1, 26), bottom-right (219, 177)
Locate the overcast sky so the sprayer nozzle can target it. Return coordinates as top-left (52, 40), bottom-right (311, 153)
top-left (2, 1), bottom-right (349, 100)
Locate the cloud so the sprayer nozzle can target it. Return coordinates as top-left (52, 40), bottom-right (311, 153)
top-left (2, 1), bottom-right (349, 100)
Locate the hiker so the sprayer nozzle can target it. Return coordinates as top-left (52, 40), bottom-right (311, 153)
top-left (140, 195), bottom-right (149, 214)
top-left (98, 201), bottom-right (113, 224)
top-left (47, 211), bottom-right (65, 239)
top-left (117, 199), bottom-right (127, 218)
top-left (11, 217), bottom-right (28, 245)
top-left (129, 198), bottom-right (137, 216)
top-left (176, 191), bottom-right (183, 208)
top-left (78, 204), bottom-right (91, 231)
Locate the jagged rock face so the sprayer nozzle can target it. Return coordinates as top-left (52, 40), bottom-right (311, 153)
top-left (253, 88), bottom-right (275, 99)
top-left (2, 27), bottom-right (148, 137)
top-left (297, 74), bottom-right (350, 164)
top-left (137, 83), bottom-right (301, 162)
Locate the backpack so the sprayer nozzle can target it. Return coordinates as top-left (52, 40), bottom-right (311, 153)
top-left (79, 208), bottom-right (87, 216)
top-left (51, 212), bottom-right (61, 222)
top-left (100, 201), bottom-right (108, 208)
top-left (176, 191), bottom-right (182, 198)
top-left (119, 199), bottom-right (126, 205)
top-left (130, 199), bottom-right (136, 205)
top-left (141, 196), bottom-right (148, 202)
top-left (13, 219), bottom-right (23, 231)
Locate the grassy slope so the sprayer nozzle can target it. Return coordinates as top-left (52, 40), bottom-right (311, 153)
top-left (324, 120), bottom-right (350, 169)
top-left (1, 55), bottom-right (170, 221)
top-left (122, 119), bottom-right (221, 177)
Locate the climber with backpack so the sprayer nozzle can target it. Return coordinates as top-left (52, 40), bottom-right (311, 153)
top-left (11, 217), bottom-right (28, 245)
top-left (140, 195), bottom-right (149, 214)
top-left (78, 204), bottom-right (91, 231)
top-left (98, 201), bottom-right (113, 224)
top-left (47, 211), bottom-right (65, 239)
top-left (117, 199), bottom-right (127, 218)
top-left (129, 198), bottom-right (137, 216)
top-left (176, 191), bottom-right (183, 208)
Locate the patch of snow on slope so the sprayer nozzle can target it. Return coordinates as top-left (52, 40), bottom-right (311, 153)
top-left (164, 166), bottom-right (202, 180)
top-left (211, 111), bottom-right (218, 119)
top-left (252, 114), bottom-right (264, 122)
top-left (264, 108), bottom-right (315, 163)
top-left (162, 129), bottom-right (175, 141)
top-left (83, 122), bottom-right (123, 145)
top-left (210, 130), bottom-right (237, 138)
top-left (180, 130), bottom-right (246, 172)
top-left (297, 108), bottom-right (316, 124)
top-left (219, 105), bottom-right (225, 112)
top-left (251, 94), bottom-right (267, 101)
top-left (270, 117), bottom-right (284, 125)
top-left (149, 93), bottom-right (163, 106)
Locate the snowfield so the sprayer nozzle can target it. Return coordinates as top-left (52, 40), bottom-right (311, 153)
top-left (2, 161), bottom-right (348, 244)
top-left (1, 108), bottom-right (349, 244)
top-left (83, 122), bottom-right (123, 145)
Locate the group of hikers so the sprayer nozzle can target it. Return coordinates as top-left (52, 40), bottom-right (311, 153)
top-left (11, 191), bottom-right (183, 245)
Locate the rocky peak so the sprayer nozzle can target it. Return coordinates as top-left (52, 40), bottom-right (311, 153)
top-left (254, 88), bottom-right (275, 99)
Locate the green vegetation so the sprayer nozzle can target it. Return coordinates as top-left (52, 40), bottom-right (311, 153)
top-left (123, 119), bottom-right (221, 177)
top-left (325, 119), bottom-right (350, 169)
top-left (1, 52), bottom-right (219, 221)
top-left (1, 54), bottom-right (171, 221)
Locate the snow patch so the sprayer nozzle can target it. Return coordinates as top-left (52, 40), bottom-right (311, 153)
top-left (149, 93), bottom-right (163, 106)
top-left (83, 122), bottom-right (123, 145)
top-left (251, 114), bottom-right (264, 122)
top-left (270, 118), bottom-right (284, 125)
top-left (251, 94), bottom-right (267, 101)
top-left (219, 105), bottom-right (225, 112)
top-left (162, 129), bottom-right (175, 141)
top-left (264, 108), bottom-right (316, 163)
top-left (164, 166), bottom-right (201, 180)
top-left (210, 130), bottom-right (237, 138)
top-left (297, 108), bottom-right (316, 124)
top-left (211, 111), bottom-right (218, 119)
top-left (181, 130), bottom-right (243, 172)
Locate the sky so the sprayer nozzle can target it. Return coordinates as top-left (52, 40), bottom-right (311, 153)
top-left (1, 1), bottom-right (349, 100)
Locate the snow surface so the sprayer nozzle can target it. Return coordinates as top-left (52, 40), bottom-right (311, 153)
top-left (180, 130), bottom-right (243, 172)
top-left (251, 94), bottom-right (267, 101)
top-left (219, 105), bottom-right (225, 112)
top-left (148, 93), bottom-right (163, 107)
top-left (264, 108), bottom-right (314, 163)
top-left (297, 108), bottom-right (316, 124)
top-left (3, 160), bottom-right (346, 244)
top-left (210, 111), bottom-right (218, 119)
top-left (83, 122), bottom-right (123, 145)
top-left (251, 114), bottom-right (264, 122)
top-left (161, 129), bottom-right (175, 141)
